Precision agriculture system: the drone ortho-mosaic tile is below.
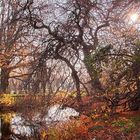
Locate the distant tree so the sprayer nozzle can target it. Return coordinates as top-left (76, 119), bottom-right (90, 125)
top-left (0, 0), bottom-right (38, 93)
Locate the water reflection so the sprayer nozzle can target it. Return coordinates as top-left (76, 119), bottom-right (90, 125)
top-left (0, 104), bottom-right (79, 139)
top-left (46, 104), bottom-right (79, 123)
top-left (11, 115), bottom-right (31, 136)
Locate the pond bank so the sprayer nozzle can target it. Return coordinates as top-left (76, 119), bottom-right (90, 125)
top-left (0, 104), bottom-right (79, 139)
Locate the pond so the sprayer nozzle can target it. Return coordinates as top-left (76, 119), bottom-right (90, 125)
top-left (0, 104), bottom-right (79, 139)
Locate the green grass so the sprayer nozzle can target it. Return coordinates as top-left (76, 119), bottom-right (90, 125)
top-left (111, 115), bottom-right (140, 133)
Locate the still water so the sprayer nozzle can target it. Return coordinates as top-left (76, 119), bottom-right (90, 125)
top-left (0, 104), bottom-right (79, 139)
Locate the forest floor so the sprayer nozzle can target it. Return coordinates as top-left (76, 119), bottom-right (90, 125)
top-left (44, 95), bottom-right (140, 140)
top-left (77, 111), bottom-right (140, 140)
top-left (46, 107), bottom-right (140, 140)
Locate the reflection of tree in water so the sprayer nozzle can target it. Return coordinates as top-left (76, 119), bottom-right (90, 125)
top-left (1, 118), bottom-right (11, 140)
top-left (0, 109), bottom-right (45, 139)
top-left (0, 112), bottom-right (28, 140)
top-left (0, 113), bottom-right (13, 140)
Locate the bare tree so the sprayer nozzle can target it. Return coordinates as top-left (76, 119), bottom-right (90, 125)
top-left (0, 0), bottom-right (39, 93)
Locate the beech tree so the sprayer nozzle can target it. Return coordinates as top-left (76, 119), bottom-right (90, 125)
top-left (20, 0), bottom-right (138, 94)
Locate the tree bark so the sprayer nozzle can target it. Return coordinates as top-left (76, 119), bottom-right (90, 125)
top-left (0, 67), bottom-right (10, 93)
